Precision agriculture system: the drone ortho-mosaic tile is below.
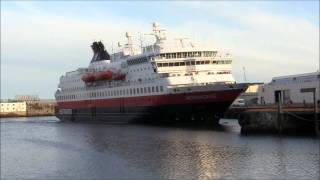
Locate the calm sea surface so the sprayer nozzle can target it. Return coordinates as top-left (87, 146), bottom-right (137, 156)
top-left (1, 116), bottom-right (319, 180)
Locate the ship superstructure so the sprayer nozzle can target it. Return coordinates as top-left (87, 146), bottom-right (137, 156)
top-left (55, 22), bottom-right (247, 123)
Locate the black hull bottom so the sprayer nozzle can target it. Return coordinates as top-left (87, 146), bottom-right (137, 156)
top-left (56, 101), bottom-right (233, 124)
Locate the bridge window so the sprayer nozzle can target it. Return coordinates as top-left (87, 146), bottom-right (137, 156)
top-left (182, 52), bottom-right (187, 58)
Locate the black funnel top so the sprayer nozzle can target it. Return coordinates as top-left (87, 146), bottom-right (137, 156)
top-left (90, 41), bottom-right (110, 63)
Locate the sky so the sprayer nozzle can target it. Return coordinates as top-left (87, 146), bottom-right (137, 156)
top-left (1, 1), bottom-right (319, 99)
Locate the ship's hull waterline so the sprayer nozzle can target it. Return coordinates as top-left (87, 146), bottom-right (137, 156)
top-left (55, 85), bottom-right (245, 123)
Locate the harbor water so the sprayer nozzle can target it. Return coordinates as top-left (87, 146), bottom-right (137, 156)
top-left (1, 116), bottom-right (319, 179)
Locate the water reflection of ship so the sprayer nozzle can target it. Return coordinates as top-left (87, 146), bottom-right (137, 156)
top-left (82, 124), bottom-right (252, 179)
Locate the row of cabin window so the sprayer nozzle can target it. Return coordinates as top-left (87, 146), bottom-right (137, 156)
top-left (157, 51), bottom-right (217, 59)
top-left (64, 86), bottom-right (85, 91)
top-left (127, 57), bottom-right (148, 65)
top-left (157, 60), bottom-right (232, 67)
top-left (58, 86), bottom-right (164, 100)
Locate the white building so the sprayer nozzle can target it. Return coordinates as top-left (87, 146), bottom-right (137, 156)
top-left (258, 72), bottom-right (320, 105)
top-left (0, 102), bottom-right (27, 114)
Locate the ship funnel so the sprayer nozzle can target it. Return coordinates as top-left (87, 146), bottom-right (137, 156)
top-left (90, 41), bottom-right (110, 63)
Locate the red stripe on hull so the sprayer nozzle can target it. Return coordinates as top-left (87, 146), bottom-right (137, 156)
top-left (57, 89), bottom-right (242, 109)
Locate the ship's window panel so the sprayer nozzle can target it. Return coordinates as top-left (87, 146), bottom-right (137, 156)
top-left (156, 86), bottom-right (159, 92)
top-left (144, 87), bottom-right (147, 93)
top-left (130, 89), bottom-right (132, 95)
top-left (169, 63), bottom-right (174, 67)
top-left (182, 52), bottom-right (187, 58)
top-left (133, 88), bottom-right (136, 94)
top-left (212, 61), bottom-right (217, 64)
top-left (196, 61), bottom-right (201, 65)
top-left (174, 62), bottom-right (179, 66)
top-left (140, 88), bottom-right (143, 94)
top-left (205, 61), bottom-right (210, 64)
top-left (160, 86), bottom-right (163, 92)
top-left (186, 62), bottom-right (190, 66)
top-left (148, 87), bottom-right (151, 93)
top-left (177, 53), bottom-right (181, 58)
top-left (152, 86), bottom-right (155, 93)
top-left (191, 61), bottom-right (195, 65)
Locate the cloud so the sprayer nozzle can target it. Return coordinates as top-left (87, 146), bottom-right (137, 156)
top-left (168, 2), bottom-right (319, 81)
top-left (1, 1), bottom-right (319, 98)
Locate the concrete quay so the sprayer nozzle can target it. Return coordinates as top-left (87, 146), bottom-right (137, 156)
top-left (226, 105), bottom-right (319, 135)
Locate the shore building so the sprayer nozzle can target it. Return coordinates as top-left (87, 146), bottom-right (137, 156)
top-left (258, 72), bottom-right (320, 105)
top-left (0, 102), bottom-right (27, 116)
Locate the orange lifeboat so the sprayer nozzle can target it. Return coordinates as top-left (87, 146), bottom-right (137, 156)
top-left (95, 70), bottom-right (113, 81)
top-left (81, 73), bottom-right (96, 82)
top-left (114, 73), bottom-right (126, 81)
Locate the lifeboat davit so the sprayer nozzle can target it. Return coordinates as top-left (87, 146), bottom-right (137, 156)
top-left (81, 73), bottom-right (95, 82)
top-left (95, 70), bottom-right (113, 80)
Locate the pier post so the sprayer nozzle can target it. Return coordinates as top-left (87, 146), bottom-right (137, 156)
top-left (313, 91), bottom-right (319, 136)
top-left (277, 93), bottom-right (283, 134)
top-left (301, 88), bottom-right (319, 136)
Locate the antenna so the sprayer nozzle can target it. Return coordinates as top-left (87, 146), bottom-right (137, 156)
top-left (174, 38), bottom-right (188, 48)
top-left (243, 67), bottom-right (247, 83)
top-left (111, 41), bottom-right (114, 54)
top-left (138, 32), bottom-right (144, 53)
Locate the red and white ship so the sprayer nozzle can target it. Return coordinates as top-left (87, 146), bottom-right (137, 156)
top-left (55, 22), bottom-right (247, 123)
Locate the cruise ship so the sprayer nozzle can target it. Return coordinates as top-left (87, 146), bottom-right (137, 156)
top-left (55, 22), bottom-right (248, 123)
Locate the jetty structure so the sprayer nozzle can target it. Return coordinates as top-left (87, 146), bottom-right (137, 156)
top-left (54, 22), bottom-right (248, 123)
top-left (238, 72), bottom-right (320, 134)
